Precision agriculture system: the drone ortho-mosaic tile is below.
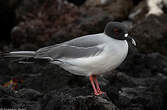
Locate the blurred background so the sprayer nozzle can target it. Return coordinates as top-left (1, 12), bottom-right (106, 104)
top-left (0, 0), bottom-right (167, 110)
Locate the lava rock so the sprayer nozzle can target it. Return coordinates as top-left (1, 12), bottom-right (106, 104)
top-left (15, 0), bottom-right (45, 20)
top-left (130, 14), bottom-right (167, 55)
top-left (84, 0), bottom-right (134, 20)
top-left (129, 0), bottom-right (167, 23)
top-left (104, 71), bottom-right (165, 110)
top-left (2, 61), bottom-right (92, 93)
top-left (159, 78), bottom-right (167, 110)
top-left (17, 88), bottom-right (43, 101)
top-left (0, 86), bottom-right (41, 110)
top-left (162, 0), bottom-right (167, 13)
top-left (0, 0), bottom-right (18, 44)
top-left (129, 0), bottom-right (148, 22)
top-left (119, 51), bottom-right (167, 77)
top-left (12, 0), bottom-right (82, 48)
top-left (41, 88), bottom-right (119, 110)
top-left (11, 0), bottom-right (113, 49)
top-left (133, 0), bottom-right (143, 5)
top-left (84, 0), bottom-right (108, 6)
top-left (0, 85), bottom-right (16, 97)
top-left (67, 0), bottom-right (86, 6)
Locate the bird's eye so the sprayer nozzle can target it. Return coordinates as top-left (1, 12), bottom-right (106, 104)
top-left (113, 28), bottom-right (121, 34)
top-left (113, 28), bottom-right (119, 33)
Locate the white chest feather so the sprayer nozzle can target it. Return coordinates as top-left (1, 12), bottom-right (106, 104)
top-left (102, 39), bottom-right (128, 72)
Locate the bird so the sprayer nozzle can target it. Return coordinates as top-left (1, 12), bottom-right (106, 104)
top-left (4, 21), bottom-right (136, 95)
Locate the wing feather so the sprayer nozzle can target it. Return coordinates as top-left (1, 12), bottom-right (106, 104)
top-left (35, 45), bottom-right (104, 59)
top-left (35, 34), bottom-right (104, 59)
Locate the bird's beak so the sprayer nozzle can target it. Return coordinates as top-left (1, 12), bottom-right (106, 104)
top-left (131, 37), bottom-right (136, 46)
top-left (124, 34), bottom-right (136, 46)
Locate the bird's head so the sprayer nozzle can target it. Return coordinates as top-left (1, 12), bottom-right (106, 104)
top-left (104, 22), bottom-right (136, 46)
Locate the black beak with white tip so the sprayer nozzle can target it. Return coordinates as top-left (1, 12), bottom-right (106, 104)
top-left (124, 33), bottom-right (136, 46)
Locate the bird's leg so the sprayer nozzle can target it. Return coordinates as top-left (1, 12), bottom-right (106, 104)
top-left (93, 75), bottom-right (105, 95)
top-left (89, 75), bottom-right (99, 95)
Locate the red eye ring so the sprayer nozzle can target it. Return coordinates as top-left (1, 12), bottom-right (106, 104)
top-left (113, 28), bottom-right (119, 33)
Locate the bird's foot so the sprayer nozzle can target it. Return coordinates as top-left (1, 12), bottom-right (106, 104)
top-left (94, 90), bottom-right (105, 95)
top-left (94, 91), bottom-right (100, 95)
top-left (98, 90), bottom-right (105, 95)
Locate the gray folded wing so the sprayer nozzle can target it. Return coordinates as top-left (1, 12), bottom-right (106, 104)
top-left (64, 34), bottom-right (103, 47)
top-left (35, 45), bottom-right (103, 60)
top-left (35, 34), bottom-right (104, 60)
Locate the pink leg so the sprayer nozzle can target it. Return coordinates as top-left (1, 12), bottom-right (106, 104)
top-left (89, 75), bottom-right (99, 95)
top-left (93, 75), bottom-right (105, 95)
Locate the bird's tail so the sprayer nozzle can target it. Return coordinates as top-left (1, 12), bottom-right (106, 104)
top-left (3, 51), bottom-right (36, 58)
top-left (0, 51), bottom-right (51, 64)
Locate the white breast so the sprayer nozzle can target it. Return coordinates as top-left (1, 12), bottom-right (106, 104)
top-left (102, 39), bottom-right (128, 73)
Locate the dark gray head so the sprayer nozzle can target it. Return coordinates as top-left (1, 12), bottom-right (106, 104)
top-left (104, 22), bottom-right (136, 46)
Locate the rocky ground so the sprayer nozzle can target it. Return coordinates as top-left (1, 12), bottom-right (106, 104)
top-left (0, 0), bottom-right (167, 110)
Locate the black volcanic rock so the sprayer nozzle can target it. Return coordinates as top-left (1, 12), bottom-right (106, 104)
top-left (17, 88), bottom-right (43, 101)
top-left (0, 86), bottom-right (41, 109)
top-left (133, 0), bottom-right (143, 5)
top-left (131, 14), bottom-right (167, 55)
top-left (11, 0), bottom-right (82, 48)
top-left (11, 0), bottom-right (113, 49)
top-left (0, 0), bottom-right (18, 45)
top-left (15, 0), bottom-right (45, 20)
top-left (119, 51), bottom-right (167, 77)
top-left (41, 88), bottom-right (119, 110)
top-left (104, 72), bottom-right (164, 110)
top-left (84, 0), bottom-right (134, 20)
top-left (129, 0), bottom-right (148, 22)
top-left (67, 0), bottom-right (86, 6)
